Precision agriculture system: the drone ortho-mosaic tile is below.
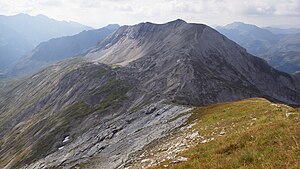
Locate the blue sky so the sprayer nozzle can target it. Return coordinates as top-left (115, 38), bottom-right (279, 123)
top-left (0, 0), bottom-right (299, 28)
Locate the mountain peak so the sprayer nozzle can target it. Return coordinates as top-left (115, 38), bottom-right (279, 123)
top-left (231, 21), bottom-right (246, 25)
top-left (141, 19), bottom-right (187, 27)
top-left (168, 19), bottom-right (186, 24)
top-left (105, 24), bottom-right (120, 30)
top-left (14, 13), bottom-right (31, 17)
top-left (36, 14), bottom-right (49, 19)
top-left (165, 19), bottom-right (187, 26)
top-left (224, 22), bottom-right (260, 30)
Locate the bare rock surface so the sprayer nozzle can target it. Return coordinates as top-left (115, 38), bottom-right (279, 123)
top-left (24, 103), bottom-right (192, 169)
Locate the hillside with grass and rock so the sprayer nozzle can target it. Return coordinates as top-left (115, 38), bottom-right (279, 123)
top-left (0, 19), bottom-right (299, 169)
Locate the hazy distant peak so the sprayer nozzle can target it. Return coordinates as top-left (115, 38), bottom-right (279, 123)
top-left (105, 24), bottom-right (120, 30)
top-left (222, 22), bottom-right (276, 38)
top-left (264, 26), bottom-right (300, 35)
top-left (36, 14), bottom-right (49, 19)
top-left (231, 21), bottom-right (246, 25)
top-left (224, 22), bottom-right (259, 29)
top-left (14, 13), bottom-right (30, 17)
top-left (12, 13), bottom-right (48, 19)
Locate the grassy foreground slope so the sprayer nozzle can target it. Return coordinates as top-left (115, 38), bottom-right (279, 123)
top-left (156, 98), bottom-right (300, 169)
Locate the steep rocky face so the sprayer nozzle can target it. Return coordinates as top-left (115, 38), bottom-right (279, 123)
top-left (85, 19), bottom-right (190, 65)
top-left (87, 20), bottom-right (300, 106)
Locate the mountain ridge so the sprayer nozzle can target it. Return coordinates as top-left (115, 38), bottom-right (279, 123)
top-left (84, 19), bottom-right (300, 106)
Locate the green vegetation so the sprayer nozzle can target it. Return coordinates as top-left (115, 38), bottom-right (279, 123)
top-left (82, 65), bottom-right (110, 79)
top-left (92, 78), bottom-right (128, 112)
top-left (155, 98), bottom-right (300, 169)
top-left (10, 104), bottom-right (84, 168)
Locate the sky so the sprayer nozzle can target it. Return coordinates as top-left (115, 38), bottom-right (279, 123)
top-left (0, 0), bottom-right (300, 28)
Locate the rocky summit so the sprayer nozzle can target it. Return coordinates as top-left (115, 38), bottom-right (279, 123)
top-left (0, 19), bottom-right (299, 169)
top-left (86, 19), bottom-right (300, 106)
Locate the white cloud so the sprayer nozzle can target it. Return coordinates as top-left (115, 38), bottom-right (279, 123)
top-left (0, 0), bottom-right (299, 28)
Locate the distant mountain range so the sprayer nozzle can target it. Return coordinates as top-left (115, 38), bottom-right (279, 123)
top-left (0, 19), bottom-right (300, 169)
top-left (0, 13), bottom-right (92, 46)
top-left (0, 22), bottom-right (33, 72)
top-left (10, 24), bottom-right (119, 77)
top-left (216, 22), bottom-right (300, 74)
top-left (264, 27), bottom-right (300, 35)
top-left (0, 13), bottom-right (92, 73)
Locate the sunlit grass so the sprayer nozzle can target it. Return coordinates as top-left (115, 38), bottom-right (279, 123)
top-left (154, 98), bottom-right (300, 169)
